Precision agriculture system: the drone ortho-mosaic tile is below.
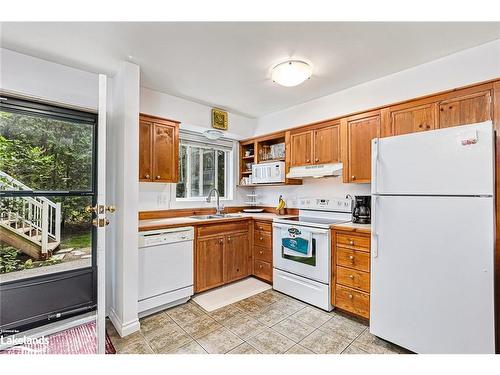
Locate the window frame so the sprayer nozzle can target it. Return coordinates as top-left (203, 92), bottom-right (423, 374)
top-left (176, 142), bottom-right (232, 202)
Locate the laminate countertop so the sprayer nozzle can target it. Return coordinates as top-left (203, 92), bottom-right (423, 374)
top-left (139, 212), bottom-right (297, 232)
top-left (331, 222), bottom-right (372, 234)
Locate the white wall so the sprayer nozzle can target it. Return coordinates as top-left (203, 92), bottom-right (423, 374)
top-left (107, 62), bottom-right (141, 337)
top-left (0, 48), bottom-right (98, 111)
top-left (138, 87), bottom-right (256, 211)
top-left (251, 39), bottom-right (500, 205)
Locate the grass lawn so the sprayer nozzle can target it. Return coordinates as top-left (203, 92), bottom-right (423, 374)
top-left (61, 232), bottom-right (91, 249)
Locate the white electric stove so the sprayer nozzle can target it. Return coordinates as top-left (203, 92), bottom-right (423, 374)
top-left (273, 197), bottom-right (353, 311)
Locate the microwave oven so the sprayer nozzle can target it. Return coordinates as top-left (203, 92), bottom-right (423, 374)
top-left (252, 162), bottom-right (286, 184)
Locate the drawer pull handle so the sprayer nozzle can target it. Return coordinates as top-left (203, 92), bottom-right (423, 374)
top-left (348, 294), bottom-right (353, 299)
top-left (259, 226), bottom-right (263, 230)
top-left (349, 275), bottom-right (354, 279)
top-left (349, 240), bottom-right (354, 245)
top-left (145, 174), bottom-right (150, 179)
top-left (259, 251), bottom-right (263, 255)
top-left (349, 255), bottom-right (355, 261)
top-left (259, 237), bottom-right (263, 241)
top-left (259, 265), bottom-right (263, 269)
top-left (156, 175), bottom-right (161, 179)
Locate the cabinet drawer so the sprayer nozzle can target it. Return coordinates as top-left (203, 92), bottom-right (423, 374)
top-left (336, 266), bottom-right (370, 292)
top-left (254, 231), bottom-right (272, 248)
top-left (253, 246), bottom-right (272, 262)
top-left (254, 221), bottom-right (272, 233)
top-left (254, 260), bottom-right (272, 282)
top-left (336, 248), bottom-right (370, 272)
top-left (335, 285), bottom-right (370, 319)
top-left (336, 233), bottom-right (370, 251)
top-left (198, 221), bottom-right (249, 238)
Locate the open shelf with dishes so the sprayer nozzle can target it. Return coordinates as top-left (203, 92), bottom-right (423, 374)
top-left (238, 132), bottom-right (302, 187)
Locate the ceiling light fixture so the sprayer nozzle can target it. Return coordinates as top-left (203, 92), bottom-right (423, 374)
top-left (271, 60), bottom-right (312, 87)
top-left (203, 129), bottom-right (224, 140)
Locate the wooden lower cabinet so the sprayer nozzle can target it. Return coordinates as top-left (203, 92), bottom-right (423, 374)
top-left (252, 220), bottom-right (273, 282)
top-left (332, 227), bottom-right (371, 319)
top-left (195, 221), bottom-right (251, 293)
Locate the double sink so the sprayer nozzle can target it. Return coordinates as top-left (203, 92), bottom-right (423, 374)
top-left (189, 213), bottom-right (242, 220)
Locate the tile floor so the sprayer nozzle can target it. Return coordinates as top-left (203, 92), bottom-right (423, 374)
top-left (107, 289), bottom-right (410, 354)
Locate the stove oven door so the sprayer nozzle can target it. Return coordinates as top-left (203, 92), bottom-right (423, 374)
top-left (272, 223), bottom-right (331, 283)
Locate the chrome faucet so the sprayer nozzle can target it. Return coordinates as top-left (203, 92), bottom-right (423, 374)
top-left (206, 188), bottom-right (223, 215)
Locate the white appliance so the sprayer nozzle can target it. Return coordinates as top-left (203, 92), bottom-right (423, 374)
top-left (370, 121), bottom-right (495, 354)
top-left (273, 198), bottom-right (352, 311)
top-left (286, 162), bottom-right (343, 179)
top-left (138, 227), bottom-right (194, 317)
top-left (252, 161), bottom-right (285, 184)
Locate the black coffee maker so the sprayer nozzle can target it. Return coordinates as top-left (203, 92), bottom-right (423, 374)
top-left (352, 195), bottom-right (371, 224)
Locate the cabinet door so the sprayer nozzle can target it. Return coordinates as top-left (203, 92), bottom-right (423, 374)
top-left (290, 131), bottom-right (313, 166)
top-left (195, 237), bottom-right (225, 292)
top-left (139, 120), bottom-right (152, 181)
top-left (438, 90), bottom-right (491, 129)
top-left (391, 103), bottom-right (436, 136)
top-left (347, 114), bottom-right (380, 183)
top-left (314, 125), bottom-right (340, 164)
top-left (225, 232), bottom-right (250, 283)
top-left (152, 122), bottom-right (179, 182)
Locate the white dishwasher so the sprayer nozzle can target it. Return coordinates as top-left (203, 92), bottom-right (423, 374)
top-left (138, 227), bottom-right (194, 317)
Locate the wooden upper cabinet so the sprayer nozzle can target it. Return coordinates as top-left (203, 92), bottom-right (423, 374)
top-left (346, 112), bottom-right (380, 183)
top-left (314, 124), bottom-right (340, 164)
top-left (139, 119), bottom-right (152, 181)
top-left (290, 130), bottom-right (313, 166)
top-left (390, 103), bottom-right (437, 136)
top-left (195, 236), bottom-right (225, 292)
top-left (225, 232), bottom-right (250, 283)
top-left (438, 90), bottom-right (491, 129)
top-left (139, 114), bottom-right (180, 183)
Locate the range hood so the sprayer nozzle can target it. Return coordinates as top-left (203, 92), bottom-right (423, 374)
top-left (286, 163), bottom-right (343, 179)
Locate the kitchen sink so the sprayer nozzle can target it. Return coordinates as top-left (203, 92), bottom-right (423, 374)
top-left (189, 214), bottom-right (242, 220)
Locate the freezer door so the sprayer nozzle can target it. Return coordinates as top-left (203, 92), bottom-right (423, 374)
top-left (370, 195), bottom-right (495, 353)
top-left (372, 121), bottom-right (494, 195)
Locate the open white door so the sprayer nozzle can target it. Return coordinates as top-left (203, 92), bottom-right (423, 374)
top-left (96, 74), bottom-right (107, 354)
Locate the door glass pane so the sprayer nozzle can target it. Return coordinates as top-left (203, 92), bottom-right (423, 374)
top-left (189, 147), bottom-right (200, 197)
top-left (202, 149), bottom-right (215, 196)
top-left (217, 150), bottom-right (225, 197)
top-left (0, 110), bottom-right (94, 192)
top-left (0, 195), bottom-right (93, 280)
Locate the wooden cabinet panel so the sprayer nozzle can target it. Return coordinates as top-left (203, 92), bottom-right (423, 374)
top-left (226, 232), bottom-right (250, 283)
top-left (439, 90), bottom-right (491, 129)
top-left (391, 103), bottom-right (436, 136)
top-left (195, 236), bottom-right (225, 292)
top-left (313, 125), bottom-right (340, 164)
top-left (336, 233), bottom-right (370, 252)
top-left (336, 266), bottom-right (370, 292)
top-left (254, 246), bottom-right (272, 262)
top-left (198, 221), bottom-right (249, 238)
top-left (254, 231), bottom-right (272, 248)
top-left (336, 247), bottom-right (370, 272)
top-left (254, 259), bottom-right (272, 282)
top-left (152, 123), bottom-right (179, 182)
top-left (347, 114), bottom-right (380, 183)
top-left (335, 285), bottom-right (370, 319)
top-left (139, 120), bottom-right (152, 181)
top-left (290, 131), bottom-right (313, 166)
top-left (254, 221), bottom-right (272, 233)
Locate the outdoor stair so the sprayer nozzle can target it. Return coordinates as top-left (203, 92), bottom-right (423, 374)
top-left (0, 171), bottom-right (61, 260)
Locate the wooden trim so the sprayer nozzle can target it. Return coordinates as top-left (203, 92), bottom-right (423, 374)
top-left (139, 112), bottom-right (180, 125)
top-left (493, 80), bottom-right (500, 353)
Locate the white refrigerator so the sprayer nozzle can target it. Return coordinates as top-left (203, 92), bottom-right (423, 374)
top-left (370, 121), bottom-right (495, 354)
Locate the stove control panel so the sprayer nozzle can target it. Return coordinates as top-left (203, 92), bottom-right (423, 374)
top-left (297, 197), bottom-right (353, 212)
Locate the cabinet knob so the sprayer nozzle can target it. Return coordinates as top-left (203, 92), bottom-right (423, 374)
top-left (349, 275), bottom-right (354, 279)
top-left (306, 159), bottom-right (310, 163)
top-left (259, 265), bottom-right (263, 269)
top-left (145, 174), bottom-right (150, 179)
top-left (315, 158), bottom-right (319, 162)
top-left (349, 255), bottom-right (355, 262)
top-left (348, 294), bottom-right (353, 299)
top-left (351, 175), bottom-right (356, 180)
top-left (259, 226), bottom-right (263, 230)
top-left (228, 237), bottom-right (231, 242)
top-left (156, 175), bottom-right (161, 179)
top-left (219, 239), bottom-right (224, 244)
top-left (259, 237), bottom-right (263, 241)
top-left (259, 251), bottom-right (263, 255)
top-left (349, 240), bottom-right (354, 245)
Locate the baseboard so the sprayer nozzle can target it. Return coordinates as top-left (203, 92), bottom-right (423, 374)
top-left (108, 308), bottom-right (140, 338)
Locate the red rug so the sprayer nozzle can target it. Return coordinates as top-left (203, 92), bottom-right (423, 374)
top-left (1, 321), bottom-right (116, 354)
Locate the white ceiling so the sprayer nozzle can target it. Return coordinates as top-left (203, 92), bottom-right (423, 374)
top-left (1, 22), bottom-right (499, 118)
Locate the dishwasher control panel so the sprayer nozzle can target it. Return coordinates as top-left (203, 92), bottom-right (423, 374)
top-left (139, 227), bottom-right (194, 247)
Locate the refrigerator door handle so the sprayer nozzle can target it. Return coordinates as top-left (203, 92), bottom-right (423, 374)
top-left (371, 195), bottom-right (378, 258)
top-left (371, 138), bottom-right (379, 195)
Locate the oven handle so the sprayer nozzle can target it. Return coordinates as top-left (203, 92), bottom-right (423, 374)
top-left (272, 223), bottom-right (331, 235)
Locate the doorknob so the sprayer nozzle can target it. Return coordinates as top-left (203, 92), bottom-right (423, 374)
top-left (92, 218), bottom-right (110, 227)
top-left (85, 205), bottom-right (116, 214)
top-left (106, 205), bottom-right (116, 213)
